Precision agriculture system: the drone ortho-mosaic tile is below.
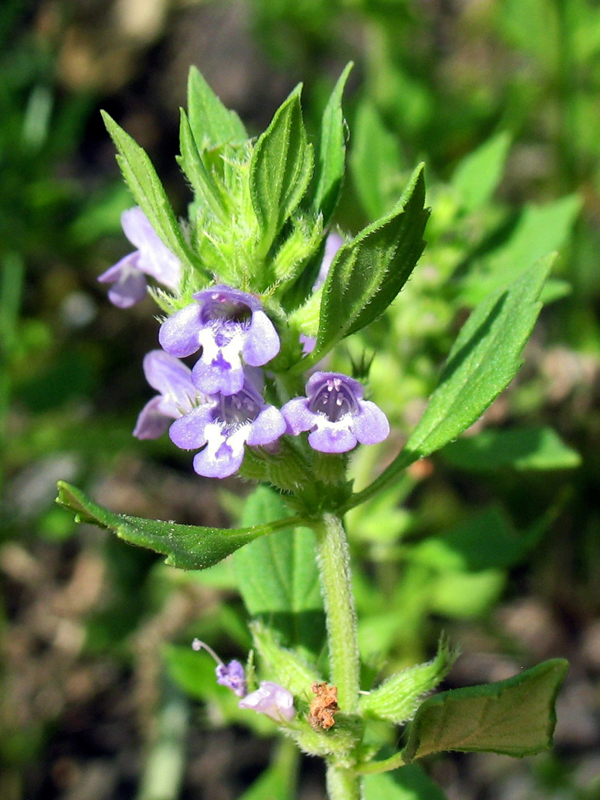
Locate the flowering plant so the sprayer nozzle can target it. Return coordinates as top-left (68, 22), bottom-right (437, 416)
top-left (57, 66), bottom-right (568, 800)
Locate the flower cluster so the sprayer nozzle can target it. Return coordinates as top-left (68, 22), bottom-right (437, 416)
top-left (100, 212), bottom-right (390, 479)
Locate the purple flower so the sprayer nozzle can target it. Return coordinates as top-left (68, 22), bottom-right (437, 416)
top-left (158, 286), bottom-right (280, 396)
top-left (238, 681), bottom-right (295, 723)
top-left (314, 231), bottom-right (344, 291)
top-left (98, 207), bottom-right (181, 308)
top-left (216, 660), bottom-right (247, 698)
top-left (133, 350), bottom-right (203, 440)
top-left (281, 372), bottom-right (390, 453)
top-left (191, 639), bottom-right (247, 698)
top-left (169, 371), bottom-right (286, 478)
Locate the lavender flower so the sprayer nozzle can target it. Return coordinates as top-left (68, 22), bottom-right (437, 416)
top-left (133, 350), bottom-right (203, 440)
top-left (238, 681), bottom-right (295, 723)
top-left (191, 639), bottom-right (246, 698)
top-left (158, 286), bottom-right (280, 396)
top-left (314, 231), bottom-right (344, 291)
top-left (216, 661), bottom-right (247, 698)
top-left (299, 232), bottom-right (344, 357)
top-left (169, 371), bottom-right (286, 478)
top-left (281, 372), bottom-right (390, 453)
top-left (98, 207), bottom-right (181, 308)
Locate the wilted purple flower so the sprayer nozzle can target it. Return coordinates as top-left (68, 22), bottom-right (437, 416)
top-left (281, 372), bottom-right (390, 453)
top-left (158, 286), bottom-right (280, 396)
top-left (191, 639), bottom-right (247, 698)
top-left (169, 371), bottom-right (286, 478)
top-left (133, 350), bottom-right (203, 440)
top-left (238, 681), bottom-right (295, 723)
top-left (98, 207), bottom-right (181, 308)
top-left (216, 660), bottom-right (247, 698)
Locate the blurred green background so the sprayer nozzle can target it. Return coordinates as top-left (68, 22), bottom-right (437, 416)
top-left (1, 0), bottom-right (600, 798)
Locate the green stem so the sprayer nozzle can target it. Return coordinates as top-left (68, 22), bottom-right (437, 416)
top-left (355, 751), bottom-right (406, 775)
top-left (326, 763), bottom-right (363, 800)
top-left (315, 513), bottom-right (363, 800)
top-left (315, 513), bottom-right (359, 712)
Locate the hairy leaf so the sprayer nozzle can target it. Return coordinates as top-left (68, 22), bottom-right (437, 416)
top-left (101, 112), bottom-right (200, 274)
top-left (402, 659), bottom-right (568, 760)
top-left (187, 66), bottom-right (246, 151)
top-left (56, 482), bottom-right (300, 570)
top-left (299, 164), bottom-right (428, 370)
top-left (312, 63), bottom-right (353, 224)
top-left (346, 254), bottom-right (553, 511)
top-left (250, 86), bottom-right (314, 252)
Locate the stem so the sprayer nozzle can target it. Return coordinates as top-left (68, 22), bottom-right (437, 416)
top-left (326, 763), bottom-right (363, 800)
top-left (315, 513), bottom-right (360, 712)
top-left (355, 751), bottom-right (406, 775)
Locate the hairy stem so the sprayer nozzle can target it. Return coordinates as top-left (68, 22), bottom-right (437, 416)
top-left (315, 513), bottom-right (363, 800)
top-left (315, 513), bottom-right (360, 712)
top-left (326, 763), bottom-right (363, 800)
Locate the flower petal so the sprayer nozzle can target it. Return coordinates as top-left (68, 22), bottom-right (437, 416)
top-left (281, 398), bottom-right (315, 435)
top-left (246, 405), bottom-right (286, 447)
top-left (133, 396), bottom-right (172, 440)
top-left (243, 310), bottom-right (280, 366)
top-left (238, 682), bottom-right (295, 722)
top-left (143, 350), bottom-right (194, 403)
top-left (121, 208), bottom-right (181, 291)
top-left (107, 269), bottom-right (147, 308)
top-left (192, 351), bottom-right (245, 396)
top-left (216, 660), bottom-right (246, 698)
top-left (169, 404), bottom-right (214, 450)
top-left (192, 439), bottom-right (244, 478)
top-left (308, 422), bottom-right (357, 453)
top-left (159, 303), bottom-right (204, 357)
top-left (353, 401), bottom-right (390, 445)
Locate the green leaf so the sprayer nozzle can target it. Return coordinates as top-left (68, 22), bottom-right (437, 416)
top-left (350, 100), bottom-right (404, 220)
top-left (238, 741), bottom-right (298, 800)
top-left (360, 639), bottom-right (457, 724)
top-left (364, 766), bottom-right (447, 800)
top-left (404, 254), bottom-right (553, 460)
top-left (177, 109), bottom-right (226, 222)
top-left (233, 486), bottom-right (324, 654)
top-left (299, 164), bottom-right (428, 370)
top-left (402, 659), bottom-right (568, 761)
top-left (440, 426), bottom-right (581, 472)
top-left (463, 195), bottom-right (581, 303)
top-left (410, 507), bottom-right (525, 573)
top-left (55, 481), bottom-right (300, 570)
top-left (430, 569), bottom-right (505, 618)
top-left (312, 63), bottom-right (352, 224)
top-left (101, 111), bottom-right (200, 274)
top-left (345, 254), bottom-right (553, 511)
top-left (452, 132), bottom-right (511, 213)
top-left (187, 66), bottom-right (246, 151)
top-left (250, 86), bottom-right (314, 252)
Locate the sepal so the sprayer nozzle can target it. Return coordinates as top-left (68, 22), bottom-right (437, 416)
top-left (359, 638), bottom-right (458, 724)
top-left (250, 622), bottom-right (321, 695)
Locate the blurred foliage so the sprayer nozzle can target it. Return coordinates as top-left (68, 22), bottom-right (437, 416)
top-left (1, 0), bottom-right (600, 798)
